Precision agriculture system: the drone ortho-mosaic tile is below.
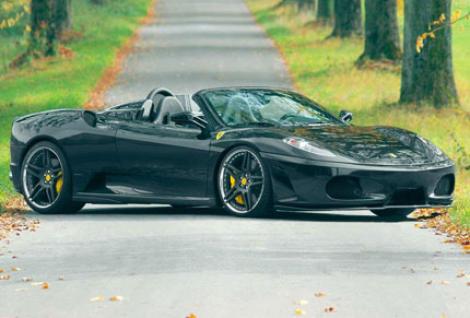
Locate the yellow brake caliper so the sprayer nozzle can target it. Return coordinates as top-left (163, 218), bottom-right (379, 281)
top-left (229, 175), bottom-right (245, 205)
top-left (55, 171), bottom-right (63, 194)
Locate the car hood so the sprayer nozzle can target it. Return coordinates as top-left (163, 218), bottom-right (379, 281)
top-left (288, 125), bottom-right (448, 165)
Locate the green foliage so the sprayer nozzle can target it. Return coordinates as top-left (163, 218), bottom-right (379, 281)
top-left (246, 0), bottom-right (470, 227)
top-left (0, 0), bottom-right (153, 209)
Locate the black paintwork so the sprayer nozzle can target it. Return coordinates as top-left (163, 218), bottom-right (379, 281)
top-left (10, 87), bottom-right (455, 211)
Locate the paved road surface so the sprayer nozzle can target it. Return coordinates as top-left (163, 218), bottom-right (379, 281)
top-left (104, 0), bottom-right (291, 104)
top-left (1, 0), bottom-right (469, 317)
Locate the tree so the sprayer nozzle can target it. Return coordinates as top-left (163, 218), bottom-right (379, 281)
top-left (317, 0), bottom-right (333, 24)
top-left (30, 0), bottom-right (52, 55)
top-left (29, 0), bottom-right (72, 57)
top-left (358, 0), bottom-right (401, 63)
top-left (330, 0), bottom-right (362, 38)
top-left (56, 0), bottom-right (72, 37)
top-left (400, 0), bottom-right (458, 107)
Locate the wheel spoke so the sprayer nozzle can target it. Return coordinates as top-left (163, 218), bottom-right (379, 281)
top-left (243, 190), bottom-right (252, 210)
top-left (51, 168), bottom-right (62, 175)
top-left (224, 186), bottom-right (239, 203)
top-left (45, 187), bottom-right (54, 203)
top-left (29, 184), bottom-right (44, 201)
top-left (250, 180), bottom-right (263, 187)
top-left (242, 152), bottom-right (251, 172)
top-left (224, 163), bottom-right (241, 177)
top-left (27, 165), bottom-right (42, 178)
top-left (42, 149), bottom-right (51, 167)
top-left (48, 186), bottom-right (56, 202)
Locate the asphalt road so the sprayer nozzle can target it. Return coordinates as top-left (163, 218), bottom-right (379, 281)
top-left (1, 0), bottom-right (469, 317)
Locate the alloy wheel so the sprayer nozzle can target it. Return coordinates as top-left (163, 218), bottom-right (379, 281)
top-left (219, 149), bottom-right (265, 214)
top-left (22, 147), bottom-right (64, 209)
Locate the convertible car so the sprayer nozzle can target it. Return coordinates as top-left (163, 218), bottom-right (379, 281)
top-left (10, 87), bottom-right (454, 218)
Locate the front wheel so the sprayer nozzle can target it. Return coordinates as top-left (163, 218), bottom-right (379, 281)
top-left (21, 141), bottom-right (84, 214)
top-left (217, 146), bottom-right (272, 217)
top-left (370, 208), bottom-right (415, 220)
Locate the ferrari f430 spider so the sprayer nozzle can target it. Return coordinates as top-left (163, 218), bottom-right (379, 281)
top-left (10, 87), bottom-right (455, 218)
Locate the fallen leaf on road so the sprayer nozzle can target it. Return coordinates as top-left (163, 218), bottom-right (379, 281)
top-left (186, 314), bottom-right (198, 318)
top-left (58, 276), bottom-right (64, 281)
top-left (324, 306), bottom-right (336, 313)
top-left (21, 277), bottom-right (33, 282)
top-left (440, 280), bottom-right (450, 285)
top-left (0, 274), bottom-right (11, 280)
top-left (414, 209), bottom-right (469, 252)
top-left (426, 280), bottom-right (433, 285)
top-left (0, 268), bottom-right (4, 273)
top-left (0, 201), bottom-right (38, 241)
top-left (467, 282), bottom-right (470, 287)
top-left (294, 308), bottom-right (306, 315)
top-left (90, 296), bottom-right (105, 302)
top-left (11, 266), bottom-right (21, 272)
top-left (456, 270), bottom-right (466, 278)
top-left (41, 282), bottom-right (49, 289)
top-left (314, 291), bottom-right (327, 297)
top-left (109, 295), bottom-right (123, 302)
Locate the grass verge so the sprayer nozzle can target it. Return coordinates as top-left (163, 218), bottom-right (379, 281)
top-left (0, 0), bottom-right (154, 210)
top-left (246, 0), bottom-right (470, 227)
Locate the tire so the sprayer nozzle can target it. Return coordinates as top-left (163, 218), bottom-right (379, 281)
top-left (21, 141), bottom-right (84, 214)
top-left (217, 146), bottom-right (272, 217)
top-left (370, 208), bottom-right (415, 220)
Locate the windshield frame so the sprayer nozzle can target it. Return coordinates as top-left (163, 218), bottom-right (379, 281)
top-left (195, 87), bottom-right (344, 129)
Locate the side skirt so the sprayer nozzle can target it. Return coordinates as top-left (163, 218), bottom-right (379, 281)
top-left (73, 192), bottom-right (217, 206)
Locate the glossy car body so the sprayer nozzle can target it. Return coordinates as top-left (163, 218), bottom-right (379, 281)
top-left (10, 87), bottom-right (455, 212)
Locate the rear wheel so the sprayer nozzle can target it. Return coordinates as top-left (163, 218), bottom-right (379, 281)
top-left (21, 141), bottom-right (84, 214)
top-left (218, 146), bottom-right (272, 217)
top-left (370, 208), bottom-right (415, 220)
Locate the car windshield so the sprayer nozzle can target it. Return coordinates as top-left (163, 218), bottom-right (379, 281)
top-left (200, 89), bottom-right (342, 127)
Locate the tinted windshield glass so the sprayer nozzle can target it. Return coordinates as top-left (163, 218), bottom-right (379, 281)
top-left (201, 89), bottom-right (342, 127)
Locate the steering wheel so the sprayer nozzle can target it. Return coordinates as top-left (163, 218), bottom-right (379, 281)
top-left (279, 113), bottom-right (299, 123)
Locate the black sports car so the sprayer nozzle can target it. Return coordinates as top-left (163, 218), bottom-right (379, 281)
top-left (10, 87), bottom-right (455, 218)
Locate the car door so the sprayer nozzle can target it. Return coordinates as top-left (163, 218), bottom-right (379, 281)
top-left (114, 121), bottom-right (211, 199)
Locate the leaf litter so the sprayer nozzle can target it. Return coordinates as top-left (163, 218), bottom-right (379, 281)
top-left (412, 208), bottom-right (469, 253)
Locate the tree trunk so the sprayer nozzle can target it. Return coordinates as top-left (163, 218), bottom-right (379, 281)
top-left (330, 0), bottom-right (362, 38)
top-left (29, 0), bottom-right (64, 57)
top-left (358, 0), bottom-right (401, 62)
top-left (30, 0), bottom-right (50, 55)
top-left (56, 0), bottom-right (72, 37)
top-left (317, 0), bottom-right (332, 24)
top-left (400, 0), bottom-right (458, 107)
top-left (45, 0), bottom-right (58, 56)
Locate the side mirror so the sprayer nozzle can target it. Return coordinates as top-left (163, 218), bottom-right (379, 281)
top-left (339, 110), bottom-right (353, 123)
top-left (82, 110), bottom-right (97, 127)
top-left (170, 111), bottom-right (207, 129)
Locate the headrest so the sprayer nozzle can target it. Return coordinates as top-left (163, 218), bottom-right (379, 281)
top-left (154, 96), bottom-right (185, 125)
top-left (140, 99), bottom-right (154, 121)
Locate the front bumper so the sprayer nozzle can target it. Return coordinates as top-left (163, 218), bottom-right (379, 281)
top-left (262, 153), bottom-right (455, 211)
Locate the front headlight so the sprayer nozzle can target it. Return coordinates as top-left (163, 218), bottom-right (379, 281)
top-left (283, 137), bottom-right (336, 157)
